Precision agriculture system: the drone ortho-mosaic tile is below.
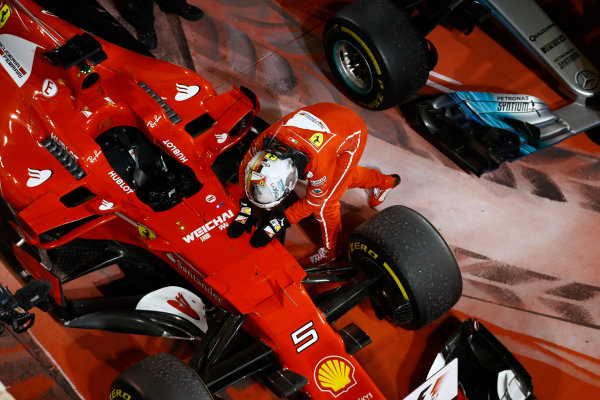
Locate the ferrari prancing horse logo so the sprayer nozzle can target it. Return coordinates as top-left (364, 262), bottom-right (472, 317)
top-left (138, 224), bottom-right (156, 240)
top-left (0, 5), bottom-right (11, 29)
top-left (310, 133), bottom-right (324, 147)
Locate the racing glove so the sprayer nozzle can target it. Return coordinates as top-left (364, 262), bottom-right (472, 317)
top-left (250, 210), bottom-right (290, 247)
top-left (227, 198), bottom-right (254, 238)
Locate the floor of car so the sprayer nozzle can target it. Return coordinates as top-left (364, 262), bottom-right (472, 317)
top-left (1, 0), bottom-right (599, 399)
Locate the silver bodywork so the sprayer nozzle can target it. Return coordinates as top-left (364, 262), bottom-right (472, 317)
top-left (483, 0), bottom-right (600, 135)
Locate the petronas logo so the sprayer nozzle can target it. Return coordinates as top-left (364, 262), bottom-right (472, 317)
top-left (314, 356), bottom-right (356, 397)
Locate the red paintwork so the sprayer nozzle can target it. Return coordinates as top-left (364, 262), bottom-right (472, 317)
top-left (0, 1), bottom-right (389, 398)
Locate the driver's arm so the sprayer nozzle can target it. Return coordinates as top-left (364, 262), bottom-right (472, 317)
top-left (284, 157), bottom-right (333, 224)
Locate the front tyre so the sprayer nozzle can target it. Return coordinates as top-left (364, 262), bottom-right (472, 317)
top-left (349, 205), bottom-right (462, 330)
top-left (323, 0), bottom-right (436, 110)
top-left (110, 353), bottom-right (213, 400)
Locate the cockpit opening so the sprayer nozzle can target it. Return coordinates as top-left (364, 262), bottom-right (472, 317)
top-left (96, 126), bottom-right (202, 211)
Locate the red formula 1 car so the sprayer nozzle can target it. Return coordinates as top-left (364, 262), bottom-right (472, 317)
top-left (0, 1), bottom-right (472, 399)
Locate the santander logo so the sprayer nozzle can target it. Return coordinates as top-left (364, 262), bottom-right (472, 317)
top-left (26, 168), bottom-right (52, 187)
top-left (167, 292), bottom-right (200, 320)
top-left (175, 83), bottom-right (200, 101)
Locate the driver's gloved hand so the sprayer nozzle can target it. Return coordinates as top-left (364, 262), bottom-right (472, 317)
top-left (227, 198), bottom-right (254, 238)
top-left (250, 209), bottom-right (290, 247)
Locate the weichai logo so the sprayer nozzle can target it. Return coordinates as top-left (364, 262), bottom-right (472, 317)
top-left (182, 210), bottom-right (234, 243)
top-left (314, 356), bottom-right (357, 397)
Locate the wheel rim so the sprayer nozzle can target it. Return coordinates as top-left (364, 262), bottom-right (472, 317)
top-left (333, 40), bottom-right (373, 94)
top-left (353, 254), bottom-right (413, 325)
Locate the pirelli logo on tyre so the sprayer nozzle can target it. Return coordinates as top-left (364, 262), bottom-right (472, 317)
top-left (349, 241), bottom-right (380, 260)
top-left (110, 389), bottom-right (131, 400)
top-left (314, 356), bottom-right (357, 397)
top-left (350, 240), bottom-right (409, 301)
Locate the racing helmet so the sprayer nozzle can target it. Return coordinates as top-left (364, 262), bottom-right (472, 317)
top-left (244, 150), bottom-right (298, 209)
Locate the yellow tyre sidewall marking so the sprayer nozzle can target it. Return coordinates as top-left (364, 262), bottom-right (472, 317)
top-left (340, 26), bottom-right (381, 76)
top-left (350, 241), bottom-right (409, 301)
top-left (383, 261), bottom-right (409, 301)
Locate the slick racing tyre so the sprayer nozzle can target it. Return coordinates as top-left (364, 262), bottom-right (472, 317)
top-left (323, 0), bottom-right (436, 110)
top-left (110, 353), bottom-right (213, 400)
top-left (348, 205), bottom-right (462, 330)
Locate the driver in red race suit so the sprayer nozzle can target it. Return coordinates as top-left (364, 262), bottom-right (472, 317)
top-left (228, 103), bottom-right (400, 267)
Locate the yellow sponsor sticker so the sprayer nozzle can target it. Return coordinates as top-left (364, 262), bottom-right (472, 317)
top-left (314, 356), bottom-right (357, 396)
top-left (138, 224), bottom-right (157, 239)
top-left (0, 4), bottom-right (11, 29)
top-left (310, 133), bottom-right (324, 147)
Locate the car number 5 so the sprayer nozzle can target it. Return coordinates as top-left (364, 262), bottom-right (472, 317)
top-left (291, 321), bottom-right (319, 353)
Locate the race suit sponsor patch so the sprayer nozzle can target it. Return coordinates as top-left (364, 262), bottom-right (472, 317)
top-left (309, 176), bottom-right (326, 187)
top-left (310, 132), bottom-right (324, 147)
top-left (284, 110), bottom-right (331, 133)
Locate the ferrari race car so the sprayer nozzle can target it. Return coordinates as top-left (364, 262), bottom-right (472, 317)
top-left (0, 1), bottom-right (534, 399)
top-left (322, 0), bottom-right (600, 174)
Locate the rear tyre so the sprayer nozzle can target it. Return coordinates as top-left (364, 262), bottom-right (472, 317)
top-left (110, 353), bottom-right (213, 400)
top-left (348, 205), bottom-right (462, 330)
top-left (323, 0), bottom-right (435, 110)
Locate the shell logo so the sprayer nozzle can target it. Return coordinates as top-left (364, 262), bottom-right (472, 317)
top-left (314, 356), bottom-right (356, 397)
